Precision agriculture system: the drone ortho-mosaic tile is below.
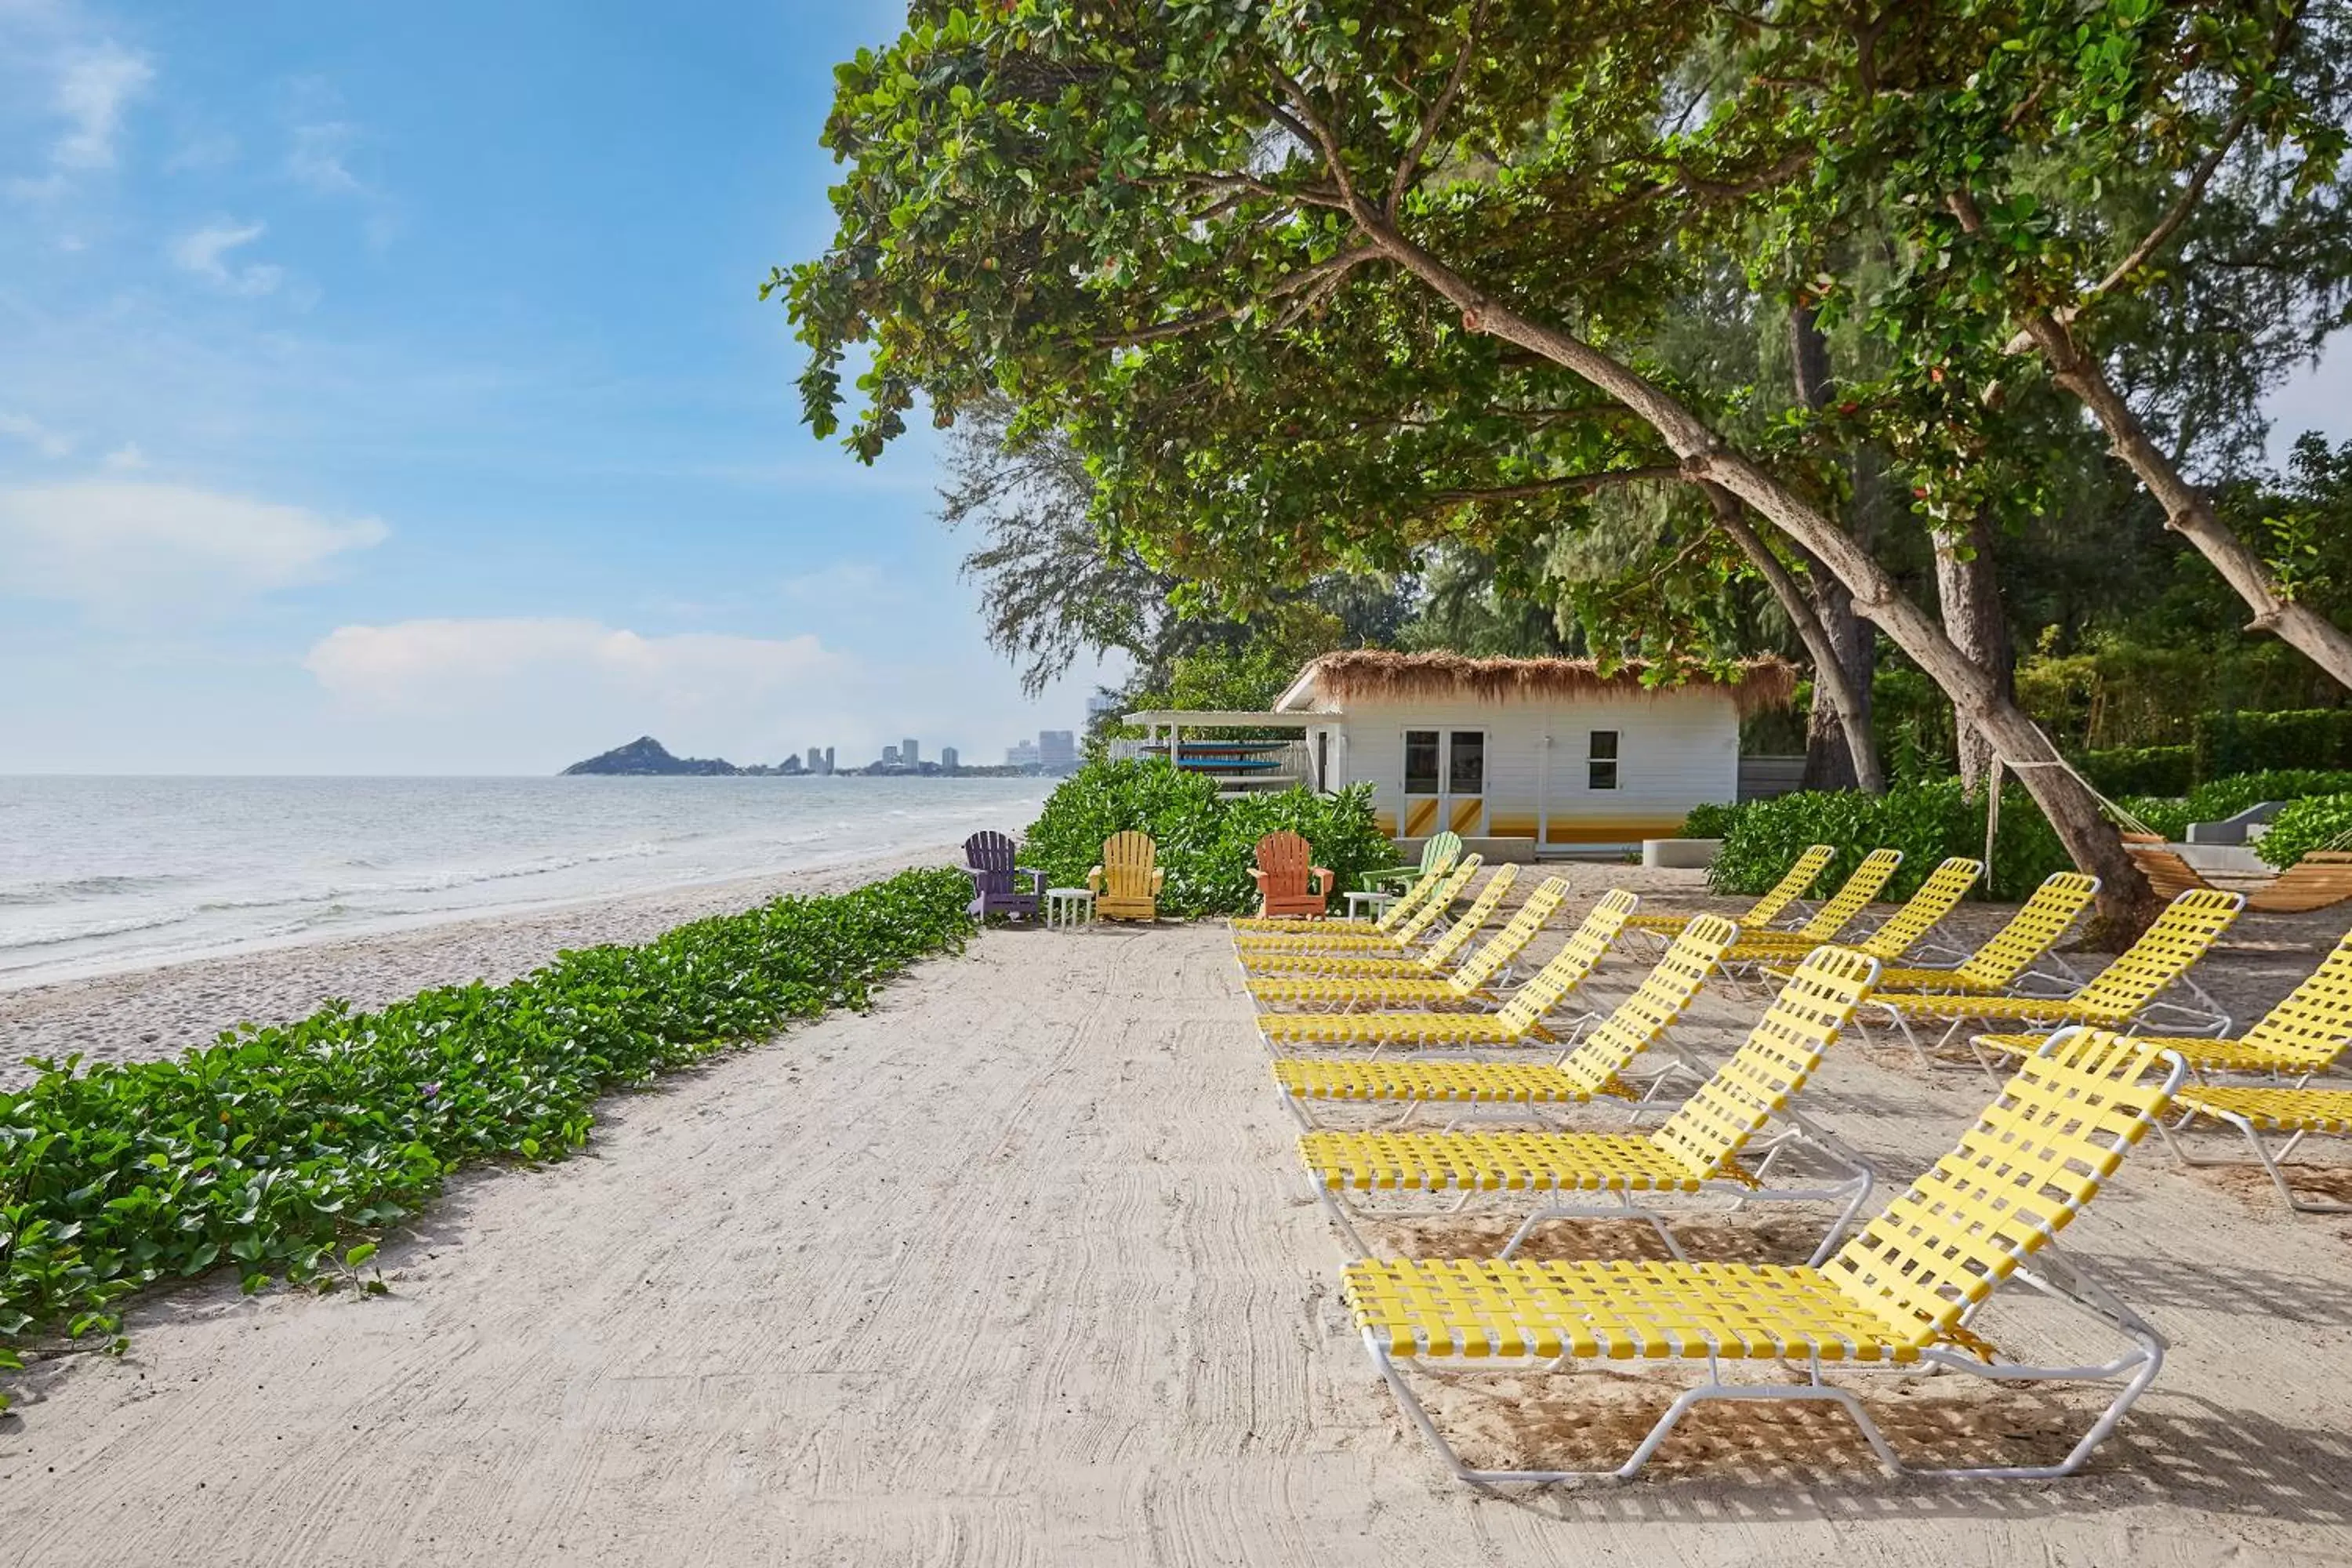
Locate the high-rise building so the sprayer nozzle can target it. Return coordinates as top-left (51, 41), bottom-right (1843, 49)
top-left (805, 746), bottom-right (825, 774)
top-left (940, 746), bottom-right (959, 771)
top-left (901, 737), bottom-right (919, 768)
top-left (880, 744), bottom-right (900, 768)
top-left (1006, 739), bottom-right (1041, 768)
top-left (1039, 729), bottom-right (1076, 772)
top-left (822, 747), bottom-right (835, 774)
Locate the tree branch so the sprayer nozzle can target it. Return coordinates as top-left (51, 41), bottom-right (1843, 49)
top-left (1266, 67), bottom-right (1368, 219)
top-left (1421, 465), bottom-right (1684, 506)
top-left (1387, 1), bottom-right (1486, 220)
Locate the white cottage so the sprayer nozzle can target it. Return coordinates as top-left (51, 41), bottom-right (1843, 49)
top-left (1131, 652), bottom-right (1795, 856)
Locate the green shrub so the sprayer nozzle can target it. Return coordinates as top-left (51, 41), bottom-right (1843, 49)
top-left (2195, 709), bottom-right (2352, 777)
top-left (1679, 802), bottom-right (1744, 840)
top-left (1709, 781), bottom-right (2074, 902)
top-left (2116, 795), bottom-right (2194, 842)
top-left (2255, 794), bottom-right (2352, 869)
top-left (2183, 770), bottom-right (2352, 825)
top-left (1019, 760), bottom-right (1392, 917)
top-left (0, 868), bottom-right (976, 1379)
top-left (2078, 746), bottom-right (2194, 798)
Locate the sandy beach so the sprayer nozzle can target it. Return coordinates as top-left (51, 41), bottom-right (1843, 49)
top-left (5, 873), bottom-right (2352, 1565)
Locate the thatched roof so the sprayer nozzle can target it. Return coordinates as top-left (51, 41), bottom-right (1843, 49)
top-left (1290, 651), bottom-right (1798, 718)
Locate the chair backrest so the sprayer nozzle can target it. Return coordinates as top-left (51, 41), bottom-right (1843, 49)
top-left (1793, 848), bottom-right (1904, 941)
top-left (2238, 927), bottom-right (2352, 1070)
top-left (1099, 831), bottom-right (1159, 900)
top-left (1373, 848), bottom-right (1458, 931)
top-left (1418, 830), bottom-right (1464, 880)
top-left (1646, 946), bottom-right (1882, 1180)
top-left (1858, 857), bottom-right (1982, 960)
top-left (1414, 864), bottom-right (1518, 968)
top-left (1392, 856), bottom-right (1485, 943)
top-left (1447, 876), bottom-right (1571, 993)
top-left (1822, 1029), bottom-right (2183, 1351)
top-left (2071, 888), bottom-right (2245, 1012)
top-left (1254, 831), bottom-right (1314, 898)
top-left (963, 830), bottom-right (1019, 895)
top-left (1744, 844), bottom-right (1836, 927)
top-left (1495, 889), bottom-right (1639, 1031)
top-left (1555, 914), bottom-right (1739, 1095)
top-left (1952, 872), bottom-right (2100, 988)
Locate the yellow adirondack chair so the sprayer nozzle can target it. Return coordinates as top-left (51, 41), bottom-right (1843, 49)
top-left (1087, 831), bottom-right (1165, 921)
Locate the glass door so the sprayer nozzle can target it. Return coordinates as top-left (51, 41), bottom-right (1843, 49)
top-left (1402, 729), bottom-right (1485, 838)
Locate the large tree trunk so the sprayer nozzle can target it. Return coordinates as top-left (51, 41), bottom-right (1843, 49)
top-left (1786, 305), bottom-right (1882, 792)
top-left (1933, 510), bottom-right (2015, 797)
top-left (1367, 220), bottom-right (2158, 935)
top-left (1942, 194), bottom-right (2352, 691)
top-left (1704, 486), bottom-right (1884, 793)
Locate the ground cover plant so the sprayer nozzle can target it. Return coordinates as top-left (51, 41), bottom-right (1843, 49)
top-left (1700, 782), bottom-right (2078, 904)
top-left (0, 867), bottom-right (976, 1404)
top-left (2256, 796), bottom-right (2352, 869)
top-left (1020, 761), bottom-right (1391, 919)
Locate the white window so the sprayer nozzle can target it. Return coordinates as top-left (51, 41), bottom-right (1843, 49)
top-left (1588, 730), bottom-right (1620, 790)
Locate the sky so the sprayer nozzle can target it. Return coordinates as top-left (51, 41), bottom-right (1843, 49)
top-left (0, 0), bottom-right (1115, 775)
top-left (0, 2), bottom-right (2343, 775)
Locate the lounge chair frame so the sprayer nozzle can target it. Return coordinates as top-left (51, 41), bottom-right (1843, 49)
top-left (2154, 1087), bottom-right (2352, 1214)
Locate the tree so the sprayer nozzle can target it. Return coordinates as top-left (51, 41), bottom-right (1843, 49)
top-left (785, 1), bottom-right (2314, 929)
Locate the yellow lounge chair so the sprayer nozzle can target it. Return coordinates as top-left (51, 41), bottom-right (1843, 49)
top-left (1852, 888), bottom-right (2243, 1069)
top-left (1247, 877), bottom-right (1568, 1007)
top-left (1852, 871), bottom-right (2099, 995)
top-left (1272, 914), bottom-right (1738, 1126)
top-left (1229, 833), bottom-right (1461, 935)
top-left (1232, 857), bottom-right (1483, 956)
top-left (1744, 857), bottom-right (1979, 971)
top-left (1621, 843), bottom-right (1834, 945)
top-left (1257, 891), bottom-right (1635, 1053)
top-left (1715, 848), bottom-right (1902, 975)
top-left (1240, 863), bottom-right (1510, 975)
top-left (1343, 1027), bottom-right (2186, 1484)
top-left (2157, 1083), bottom-right (2352, 1213)
top-left (1297, 946), bottom-right (1882, 1265)
top-left (1086, 830), bottom-right (1164, 921)
top-left (1979, 926), bottom-right (2352, 1080)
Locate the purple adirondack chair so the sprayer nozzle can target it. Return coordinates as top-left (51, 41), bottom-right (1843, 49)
top-left (962, 830), bottom-right (1044, 921)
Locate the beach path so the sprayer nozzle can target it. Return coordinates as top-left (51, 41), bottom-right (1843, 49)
top-left (4, 917), bottom-right (2350, 1565)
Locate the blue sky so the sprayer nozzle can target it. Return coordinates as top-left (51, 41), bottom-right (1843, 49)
top-left (0, 2), bottom-right (2343, 775)
top-left (0, 0), bottom-right (1113, 774)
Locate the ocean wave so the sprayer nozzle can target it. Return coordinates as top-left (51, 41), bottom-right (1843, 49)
top-left (0, 873), bottom-right (197, 909)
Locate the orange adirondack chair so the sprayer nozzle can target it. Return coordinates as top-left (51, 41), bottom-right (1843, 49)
top-left (1088, 831), bottom-right (1166, 921)
top-left (1250, 831), bottom-right (1334, 920)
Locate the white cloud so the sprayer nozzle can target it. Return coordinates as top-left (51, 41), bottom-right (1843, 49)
top-left (303, 619), bottom-right (854, 766)
top-left (51, 40), bottom-right (151, 169)
top-left (0, 480), bottom-right (386, 612)
top-left (0, 411), bottom-right (73, 458)
top-left (287, 118), bottom-right (362, 194)
top-left (101, 441), bottom-right (146, 470)
top-left (169, 219), bottom-right (285, 296)
top-left (8, 37), bottom-right (153, 194)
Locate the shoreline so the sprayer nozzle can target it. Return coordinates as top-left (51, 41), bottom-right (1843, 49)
top-left (0, 842), bottom-right (959, 1090)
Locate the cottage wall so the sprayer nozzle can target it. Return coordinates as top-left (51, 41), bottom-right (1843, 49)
top-left (1323, 690), bottom-right (1738, 846)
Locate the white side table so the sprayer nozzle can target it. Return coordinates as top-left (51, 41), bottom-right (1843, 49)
top-left (1344, 890), bottom-right (1396, 923)
top-left (1044, 887), bottom-right (1096, 930)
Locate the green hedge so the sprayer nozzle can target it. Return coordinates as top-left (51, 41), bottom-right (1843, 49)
top-left (1020, 760), bottom-right (1392, 917)
top-left (1678, 802), bottom-right (1744, 840)
top-left (2195, 709), bottom-right (2352, 777)
top-left (2079, 746), bottom-right (2194, 798)
top-left (0, 868), bottom-right (977, 1386)
top-left (2183, 770), bottom-right (2352, 826)
top-left (2256, 795), bottom-right (2352, 869)
top-left (1706, 782), bottom-right (2075, 902)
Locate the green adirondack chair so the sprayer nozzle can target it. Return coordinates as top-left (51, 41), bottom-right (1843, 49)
top-left (1357, 829), bottom-right (1462, 896)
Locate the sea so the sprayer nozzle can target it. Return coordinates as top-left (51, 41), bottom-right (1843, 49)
top-left (0, 775), bottom-right (1055, 989)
